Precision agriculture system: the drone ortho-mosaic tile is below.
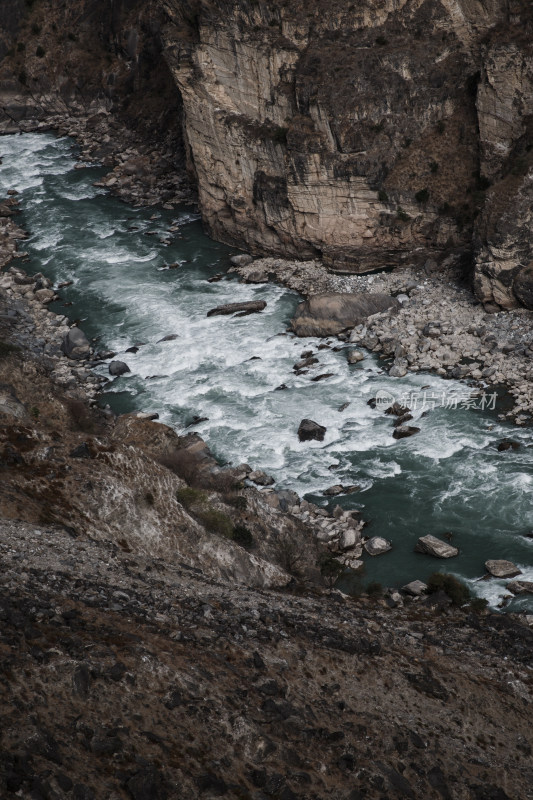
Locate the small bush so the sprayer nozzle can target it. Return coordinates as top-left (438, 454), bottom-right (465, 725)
top-left (436, 120), bottom-right (446, 134)
top-left (415, 188), bottom-right (429, 204)
top-left (470, 597), bottom-right (488, 613)
top-left (197, 508), bottom-right (233, 537)
top-left (224, 493), bottom-right (248, 510)
top-left (35, 45), bottom-right (45, 57)
top-left (402, 137), bottom-right (412, 148)
top-left (0, 341), bottom-right (21, 358)
top-left (271, 126), bottom-right (288, 145)
top-left (396, 207), bottom-right (411, 222)
top-left (318, 552), bottom-right (344, 589)
top-left (378, 189), bottom-right (389, 202)
top-left (429, 161), bottom-right (439, 174)
top-left (366, 581), bottom-right (383, 597)
top-left (31, 23), bottom-right (41, 35)
top-left (17, 41), bottom-right (25, 52)
top-left (145, 491), bottom-right (155, 506)
top-left (232, 524), bottom-right (253, 548)
top-left (18, 69), bottom-right (27, 85)
top-left (159, 448), bottom-right (201, 484)
top-left (375, 35), bottom-right (388, 45)
top-left (64, 397), bottom-right (95, 433)
top-left (427, 572), bottom-right (471, 606)
top-left (176, 487), bottom-right (206, 510)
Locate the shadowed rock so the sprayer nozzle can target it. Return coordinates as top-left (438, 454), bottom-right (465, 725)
top-left (61, 327), bottom-right (90, 360)
top-left (207, 301), bottom-right (266, 317)
top-left (298, 419), bottom-right (326, 442)
top-left (290, 293), bottom-right (399, 337)
top-left (485, 560), bottom-right (521, 578)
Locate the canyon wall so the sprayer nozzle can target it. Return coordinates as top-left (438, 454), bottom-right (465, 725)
top-left (1, 0), bottom-right (533, 307)
top-left (161, 0), bottom-right (533, 305)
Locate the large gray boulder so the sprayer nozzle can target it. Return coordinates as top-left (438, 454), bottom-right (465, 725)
top-left (415, 535), bottom-right (458, 559)
top-left (109, 360), bottom-right (131, 377)
top-left (364, 536), bottom-right (392, 556)
top-left (290, 293), bottom-right (399, 337)
top-left (507, 580), bottom-right (533, 595)
top-left (61, 327), bottom-right (90, 360)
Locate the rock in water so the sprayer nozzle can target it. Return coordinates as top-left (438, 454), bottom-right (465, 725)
top-left (298, 419), bottom-right (326, 442)
top-left (415, 535), bottom-right (459, 558)
top-left (506, 580), bottom-right (533, 595)
top-left (393, 426), bottom-right (420, 440)
top-left (109, 360), bottom-right (131, 377)
top-left (347, 349), bottom-right (364, 364)
top-left (485, 560), bottom-right (522, 578)
top-left (364, 536), bottom-right (392, 556)
top-left (230, 254), bottom-right (253, 267)
top-left (207, 301), bottom-right (266, 317)
top-left (290, 293), bottom-right (399, 337)
top-left (61, 327), bottom-right (90, 360)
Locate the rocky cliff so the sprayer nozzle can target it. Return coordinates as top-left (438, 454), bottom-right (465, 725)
top-left (1, 0), bottom-right (533, 307)
top-left (159, 0), bottom-right (533, 305)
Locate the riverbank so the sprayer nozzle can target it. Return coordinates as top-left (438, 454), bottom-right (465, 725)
top-left (233, 256), bottom-right (533, 424)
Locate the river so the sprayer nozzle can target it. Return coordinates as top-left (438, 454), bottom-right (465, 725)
top-left (1, 131), bottom-right (532, 610)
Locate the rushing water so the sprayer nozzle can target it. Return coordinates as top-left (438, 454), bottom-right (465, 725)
top-left (1, 132), bottom-right (532, 610)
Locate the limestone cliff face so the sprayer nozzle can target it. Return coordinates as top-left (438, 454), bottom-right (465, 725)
top-left (158, 0), bottom-right (522, 279)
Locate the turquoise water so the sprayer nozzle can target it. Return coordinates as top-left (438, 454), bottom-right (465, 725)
top-left (1, 132), bottom-right (532, 610)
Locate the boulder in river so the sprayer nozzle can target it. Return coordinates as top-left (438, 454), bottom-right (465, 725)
top-left (109, 360), bottom-right (131, 377)
top-left (230, 254), bottom-right (253, 267)
top-left (157, 334), bottom-right (179, 343)
top-left (347, 349), bottom-right (364, 364)
top-left (415, 535), bottom-right (459, 558)
top-left (497, 439), bottom-right (520, 452)
top-left (364, 536), bottom-right (392, 556)
top-left (506, 580), bottom-right (533, 595)
top-left (290, 293), bottom-right (399, 337)
top-left (393, 425), bottom-right (420, 440)
top-left (61, 327), bottom-right (91, 360)
top-left (298, 419), bottom-right (326, 442)
top-left (207, 301), bottom-right (266, 317)
top-left (485, 559), bottom-right (522, 578)
top-left (248, 470), bottom-right (275, 486)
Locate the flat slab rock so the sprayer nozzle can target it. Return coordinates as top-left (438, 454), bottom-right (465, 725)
top-left (290, 293), bottom-right (399, 337)
top-left (401, 580), bottom-right (428, 596)
top-left (415, 535), bottom-right (459, 559)
top-left (207, 301), bottom-right (266, 317)
top-left (485, 559), bottom-right (522, 578)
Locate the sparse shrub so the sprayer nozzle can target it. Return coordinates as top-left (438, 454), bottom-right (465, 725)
top-left (469, 596), bottom-right (488, 613)
top-left (31, 23), bottom-right (41, 35)
top-left (35, 45), bottom-right (45, 57)
top-left (275, 532), bottom-right (306, 578)
top-left (67, 32), bottom-right (78, 42)
top-left (318, 552), bottom-right (344, 589)
top-left (271, 126), bottom-right (288, 145)
top-left (366, 581), bottom-right (383, 597)
top-left (438, 202), bottom-right (452, 215)
top-left (427, 572), bottom-right (471, 606)
top-left (430, 161), bottom-right (439, 174)
top-left (396, 207), bottom-right (411, 221)
top-left (18, 69), bottom-right (27, 85)
top-left (375, 35), bottom-right (388, 45)
top-left (436, 120), bottom-right (446, 134)
top-left (145, 491), bottom-right (155, 506)
top-left (378, 189), bottom-right (389, 202)
top-left (159, 448), bottom-right (201, 484)
top-left (232, 524), bottom-right (253, 548)
top-left (17, 41), bottom-right (25, 52)
top-left (415, 188), bottom-right (429, 204)
top-left (224, 493), bottom-right (248, 510)
top-left (64, 397), bottom-right (95, 433)
top-left (402, 137), bottom-right (412, 148)
top-left (196, 508), bottom-right (233, 537)
top-left (175, 487), bottom-right (206, 510)
top-left (0, 341), bottom-right (21, 358)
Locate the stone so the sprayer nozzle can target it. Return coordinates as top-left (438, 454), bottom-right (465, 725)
top-left (347, 349), bottom-right (364, 364)
top-left (298, 419), bottom-right (326, 442)
top-left (364, 536), bottom-right (392, 556)
top-left (157, 334), bottom-right (179, 343)
top-left (109, 360), bottom-right (131, 376)
top-left (230, 253), bottom-right (253, 267)
top-left (61, 327), bottom-right (91, 360)
top-left (513, 262), bottom-right (533, 310)
top-left (506, 580), bottom-right (533, 595)
top-left (339, 528), bottom-right (361, 551)
top-left (415, 535), bottom-right (458, 558)
top-left (389, 359), bottom-right (408, 378)
top-left (34, 288), bottom-right (55, 303)
top-left (290, 293), bottom-right (399, 337)
top-left (485, 560), bottom-right (522, 578)
top-left (324, 485), bottom-right (343, 496)
top-left (401, 580), bottom-right (428, 596)
top-left (497, 439), bottom-right (520, 452)
top-left (393, 426), bottom-right (420, 440)
top-left (248, 470), bottom-right (275, 486)
top-left (207, 300), bottom-right (266, 317)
